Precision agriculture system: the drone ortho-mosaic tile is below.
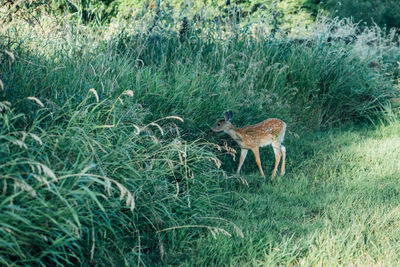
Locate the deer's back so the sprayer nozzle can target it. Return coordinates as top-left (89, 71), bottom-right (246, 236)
top-left (238, 118), bottom-right (286, 148)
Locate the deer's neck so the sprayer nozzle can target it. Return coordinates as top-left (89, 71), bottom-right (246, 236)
top-left (225, 126), bottom-right (244, 145)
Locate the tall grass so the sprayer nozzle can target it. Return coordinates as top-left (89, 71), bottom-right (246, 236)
top-left (0, 11), bottom-right (399, 265)
top-left (0, 91), bottom-right (234, 265)
top-left (110, 15), bottom-right (399, 129)
top-left (2, 15), bottom-right (399, 132)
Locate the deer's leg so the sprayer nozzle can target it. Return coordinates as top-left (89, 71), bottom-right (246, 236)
top-left (280, 145), bottom-right (286, 175)
top-left (272, 141), bottom-right (282, 179)
top-left (237, 149), bottom-right (248, 174)
top-left (251, 147), bottom-right (265, 178)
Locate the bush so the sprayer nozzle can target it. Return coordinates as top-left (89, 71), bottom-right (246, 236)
top-left (319, 0), bottom-right (400, 30)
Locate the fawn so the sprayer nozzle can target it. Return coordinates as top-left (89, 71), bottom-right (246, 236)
top-left (212, 111), bottom-right (286, 180)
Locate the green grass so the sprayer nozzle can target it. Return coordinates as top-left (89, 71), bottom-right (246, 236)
top-left (0, 12), bottom-right (400, 266)
top-left (182, 121), bottom-right (400, 266)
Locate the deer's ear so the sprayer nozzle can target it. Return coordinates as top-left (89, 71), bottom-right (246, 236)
top-left (228, 110), bottom-right (233, 120)
top-left (224, 112), bottom-right (230, 121)
top-left (224, 110), bottom-right (233, 121)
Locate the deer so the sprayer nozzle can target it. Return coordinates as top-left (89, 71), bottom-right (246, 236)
top-left (212, 111), bottom-right (286, 180)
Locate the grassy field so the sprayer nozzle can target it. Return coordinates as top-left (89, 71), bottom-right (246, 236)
top-left (184, 121), bottom-right (400, 266)
top-left (1, 10), bottom-right (400, 266)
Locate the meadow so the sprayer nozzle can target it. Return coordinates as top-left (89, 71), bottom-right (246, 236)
top-left (1, 4), bottom-right (400, 266)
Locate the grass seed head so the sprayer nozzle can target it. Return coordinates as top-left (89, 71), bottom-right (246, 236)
top-left (88, 88), bottom-right (99, 102)
top-left (27, 97), bottom-right (44, 107)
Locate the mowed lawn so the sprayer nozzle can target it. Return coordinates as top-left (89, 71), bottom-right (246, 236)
top-left (180, 121), bottom-right (400, 266)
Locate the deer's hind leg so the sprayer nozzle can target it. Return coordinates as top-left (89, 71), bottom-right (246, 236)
top-left (280, 145), bottom-right (286, 176)
top-left (271, 141), bottom-right (282, 179)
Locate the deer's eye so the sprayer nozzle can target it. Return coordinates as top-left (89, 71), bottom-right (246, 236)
top-left (217, 123), bottom-right (221, 126)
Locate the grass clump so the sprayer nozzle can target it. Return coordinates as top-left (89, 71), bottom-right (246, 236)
top-left (0, 93), bottom-right (232, 265)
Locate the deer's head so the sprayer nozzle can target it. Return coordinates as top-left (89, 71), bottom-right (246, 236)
top-left (212, 111), bottom-right (233, 132)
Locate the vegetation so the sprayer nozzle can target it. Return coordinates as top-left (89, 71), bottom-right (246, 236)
top-left (187, 120), bottom-right (400, 266)
top-left (320, 0), bottom-right (400, 30)
top-left (1, 1), bottom-right (400, 266)
top-left (3, 0), bottom-right (400, 29)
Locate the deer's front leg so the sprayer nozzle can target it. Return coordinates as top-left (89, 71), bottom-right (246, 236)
top-left (251, 147), bottom-right (265, 178)
top-left (237, 149), bottom-right (248, 174)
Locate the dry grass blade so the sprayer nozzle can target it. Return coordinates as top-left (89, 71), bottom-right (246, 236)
top-left (114, 181), bottom-right (135, 211)
top-left (39, 164), bottom-right (57, 181)
top-left (4, 50), bottom-right (15, 62)
top-left (13, 181), bottom-right (37, 197)
top-left (162, 116), bottom-right (184, 122)
top-left (11, 139), bottom-right (27, 149)
top-left (199, 216), bottom-right (244, 238)
top-left (133, 124), bottom-right (141, 135)
top-left (116, 182), bottom-right (126, 201)
top-left (122, 90), bottom-right (134, 97)
top-left (126, 193), bottom-right (135, 211)
top-left (137, 116), bottom-right (184, 137)
top-left (233, 224), bottom-right (244, 238)
top-left (209, 157), bottom-right (221, 168)
top-left (156, 225), bottom-right (231, 239)
top-left (29, 133), bottom-right (43, 145)
top-left (0, 79), bottom-right (4, 92)
top-left (150, 122), bottom-right (164, 135)
top-left (27, 97), bottom-right (44, 107)
top-left (97, 124), bottom-right (115, 128)
top-left (88, 88), bottom-right (99, 102)
top-left (0, 101), bottom-right (11, 112)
